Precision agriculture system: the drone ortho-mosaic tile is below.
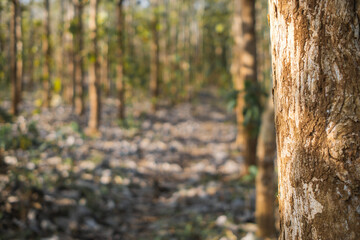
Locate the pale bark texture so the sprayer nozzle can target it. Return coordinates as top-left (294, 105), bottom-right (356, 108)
top-left (255, 96), bottom-right (276, 238)
top-left (10, 0), bottom-right (21, 116)
top-left (231, 0), bottom-right (258, 173)
top-left (87, 0), bottom-right (101, 132)
top-left (73, 1), bottom-right (85, 115)
top-left (42, 0), bottom-right (52, 108)
top-left (150, 0), bottom-right (160, 112)
top-left (116, 0), bottom-right (125, 120)
top-left (269, 0), bottom-right (360, 239)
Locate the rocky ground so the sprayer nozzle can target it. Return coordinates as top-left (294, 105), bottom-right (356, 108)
top-left (0, 91), bottom-right (260, 240)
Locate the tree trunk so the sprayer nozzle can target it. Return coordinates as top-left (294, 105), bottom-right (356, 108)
top-left (42, 0), bottom-right (51, 108)
top-left (64, 0), bottom-right (74, 104)
top-left (16, 1), bottom-right (22, 102)
top-left (269, 1), bottom-right (360, 239)
top-left (27, 0), bottom-right (35, 89)
top-left (150, 0), bottom-right (160, 112)
top-left (74, 2), bottom-right (85, 115)
top-left (87, 0), bottom-right (101, 133)
top-left (116, 0), bottom-right (125, 120)
top-left (100, 35), bottom-right (109, 97)
top-left (10, 0), bottom-right (20, 115)
top-left (231, 0), bottom-right (259, 173)
top-left (255, 96), bottom-right (276, 238)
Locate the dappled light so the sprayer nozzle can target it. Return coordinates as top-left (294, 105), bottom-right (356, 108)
top-left (0, 0), bottom-right (289, 239)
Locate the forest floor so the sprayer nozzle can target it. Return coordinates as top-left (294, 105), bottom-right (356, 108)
top-left (0, 90), bottom-right (261, 240)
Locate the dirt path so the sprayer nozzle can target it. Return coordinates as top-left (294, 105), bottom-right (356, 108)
top-left (1, 91), bottom-right (257, 239)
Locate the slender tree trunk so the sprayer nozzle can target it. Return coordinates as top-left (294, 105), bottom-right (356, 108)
top-left (64, 0), bottom-right (74, 104)
top-left (150, 0), bottom-right (160, 112)
top-left (231, 0), bottom-right (258, 174)
top-left (10, 0), bottom-right (20, 115)
top-left (87, 0), bottom-right (101, 133)
top-left (42, 0), bottom-right (51, 108)
top-left (269, 1), bottom-right (360, 239)
top-left (116, 0), bottom-right (125, 120)
top-left (74, 2), bottom-right (85, 115)
top-left (255, 96), bottom-right (276, 238)
top-left (58, 0), bottom-right (65, 96)
top-left (100, 35), bottom-right (110, 97)
top-left (0, 1), bottom-right (5, 83)
top-left (27, 0), bottom-right (35, 89)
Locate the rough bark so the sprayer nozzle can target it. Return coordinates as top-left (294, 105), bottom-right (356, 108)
top-left (150, 0), bottom-right (160, 112)
top-left (42, 0), bottom-right (52, 108)
top-left (73, 1), bottom-right (85, 115)
top-left (231, 0), bottom-right (259, 173)
top-left (269, 0), bottom-right (360, 239)
top-left (10, 0), bottom-right (20, 116)
top-left (87, 0), bottom-right (101, 132)
top-left (116, 0), bottom-right (125, 120)
top-left (255, 96), bottom-right (277, 238)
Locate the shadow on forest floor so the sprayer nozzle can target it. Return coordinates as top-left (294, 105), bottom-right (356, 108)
top-left (0, 90), bottom-right (260, 240)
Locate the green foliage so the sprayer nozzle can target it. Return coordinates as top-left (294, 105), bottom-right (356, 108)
top-left (69, 121), bottom-right (85, 139)
top-left (0, 121), bottom-right (39, 151)
top-left (117, 114), bottom-right (141, 131)
top-left (242, 80), bottom-right (267, 132)
top-left (69, 19), bottom-right (80, 35)
top-left (53, 77), bottom-right (62, 93)
top-left (0, 108), bottom-right (13, 123)
top-left (242, 165), bottom-right (258, 182)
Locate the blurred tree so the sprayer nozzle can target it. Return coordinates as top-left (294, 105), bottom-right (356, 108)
top-left (26, 0), bottom-right (35, 89)
top-left (116, 0), bottom-right (125, 120)
top-left (0, 1), bottom-right (6, 85)
top-left (269, 1), bottom-right (360, 238)
top-left (87, 0), bottom-right (101, 132)
top-left (150, 0), bottom-right (160, 112)
top-left (42, 0), bottom-right (52, 108)
top-left (255, 95), bottom-right (276, 238)
top-left (63, 0), bottom-right (75, 104)
top-left (231, 0), bottom-right (259, 174)
top-left (10, 0), bottom-right (22, 116)
top-left (72, 0), bottom-right (86, 115)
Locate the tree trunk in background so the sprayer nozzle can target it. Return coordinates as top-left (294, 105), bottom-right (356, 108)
top-left (100, 35), bottom-right (109, 97)
top-left (0, 1), bottom-right (6, 84)
top-left (255, 96), bottom-right (276, 238)
top-left (269, 1), bottom-right (360, 239)
top-left (42, 0), bottom-right (51, 108)
top-left (27, 0), bottom-right (35, 89)
top-left (87, 0), bottom-right (101, 132)
top-left (58, 0), bottom-right (65, 95)
top-left (116, 0), bottom-right (125, 120)
top-left (150, 0), bottom-right (160, 112)
top-left (231, 0), bottom-right (258, 173)
top-left (74, 2), bottom-right (85, 115)
top-left (16, 1), bottom-right (22, 102)
top-left (10, 0), bottom-right (20, 115)
top-left (64, 0), bottom-right (74, 104)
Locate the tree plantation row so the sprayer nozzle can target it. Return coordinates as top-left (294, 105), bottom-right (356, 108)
top-left (0, 0), bottom-right (359, 239)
